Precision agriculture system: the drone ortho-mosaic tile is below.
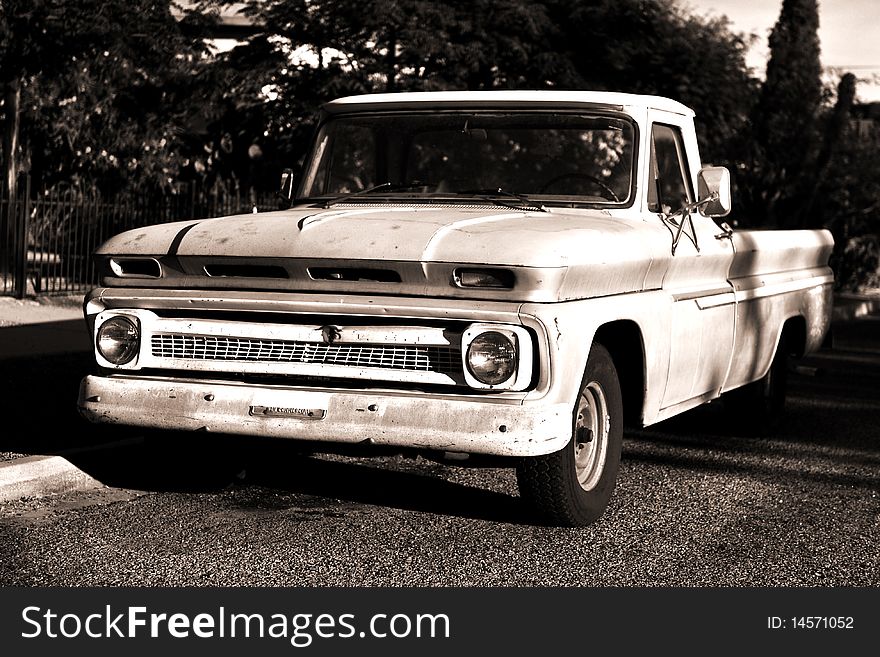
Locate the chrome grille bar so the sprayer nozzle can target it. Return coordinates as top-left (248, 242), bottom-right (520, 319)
top-left (151, 334), bottom-right (461, 374)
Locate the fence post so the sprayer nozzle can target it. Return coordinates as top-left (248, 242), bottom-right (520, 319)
top-left (14, 175), bottom-right (31, 299)
top-left (0, 181), bottom-right (8, 289)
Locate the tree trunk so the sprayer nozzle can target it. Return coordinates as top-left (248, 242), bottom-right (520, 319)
top-left (801, 73), bottom-right (856, 228)
top-left (1, 78), bottom-right (21, 276)
top-left (385, 28), bottom-right (397, 92)
top-left (3, 78), bottom-right (21, 202)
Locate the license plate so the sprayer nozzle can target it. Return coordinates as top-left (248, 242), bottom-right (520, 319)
top-left (248, 391), bottom-right (329, 420)
top-left (249, 405), bottom-right (326, 420)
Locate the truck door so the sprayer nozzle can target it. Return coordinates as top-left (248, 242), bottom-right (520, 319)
top-left (648, 120), bottom-right (736, 411)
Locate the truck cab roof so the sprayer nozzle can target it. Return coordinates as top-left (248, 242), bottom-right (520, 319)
top-left (322, 89), bottom-right (696, 117)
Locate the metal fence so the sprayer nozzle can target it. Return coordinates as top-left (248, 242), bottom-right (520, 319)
top-left (1, 176), bottom-right (280, 298)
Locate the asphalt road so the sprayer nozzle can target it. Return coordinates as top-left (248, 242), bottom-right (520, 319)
top-left (0, 313), bottom-right (877, 587)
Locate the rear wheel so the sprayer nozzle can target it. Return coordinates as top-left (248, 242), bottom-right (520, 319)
top-left (724, 334), bottom-right (789, 433)
top-left (516, 343), bottom-right (623, 527)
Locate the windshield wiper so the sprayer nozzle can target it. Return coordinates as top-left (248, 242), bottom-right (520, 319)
top-left (322, 181), bottom-right (434, 207)
top-left (458, 187), bottom-right (548, 213)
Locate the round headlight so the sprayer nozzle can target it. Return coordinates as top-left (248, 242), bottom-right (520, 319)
top-left (96, 316), bottom-right (140, 365)
top-left (466, 331), bottom-right (517, 385)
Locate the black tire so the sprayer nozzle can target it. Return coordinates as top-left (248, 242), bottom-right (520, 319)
top-left (724, 334), bottom-right (789, 433)
top-left (516, 343), bottom-right (623, 527)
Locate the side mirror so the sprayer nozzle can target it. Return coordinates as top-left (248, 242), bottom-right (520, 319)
top-left (279, 167), bottom-right (298, 204)
top-left (697, 166), bottom-right (731, 218)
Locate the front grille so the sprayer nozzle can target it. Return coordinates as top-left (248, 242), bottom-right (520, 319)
top-left (151, 334), bottom-right (461, 374)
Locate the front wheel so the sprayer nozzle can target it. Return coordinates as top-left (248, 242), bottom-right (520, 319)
top-left (516, 343), bottom-right (623, 527)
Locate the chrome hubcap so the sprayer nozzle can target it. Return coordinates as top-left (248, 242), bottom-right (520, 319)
top-left (574, 381), bottom-right (610, 491)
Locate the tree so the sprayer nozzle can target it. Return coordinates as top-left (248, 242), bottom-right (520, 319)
top-left (803, 72), bottom-right (856, 228)
top-left (1, 0), bottom-right (80, 200)
top-left (805, 75), bottom-right (880, 289)
top-left (743, 0), bottom-right (823, 228)
top-left (1, 0), bottom-right (216, 197)
top-left (223, 0), bottom-right (756, 182)
top-left (1, 0), bottom-right (101, 273)
top-left (211, 0), bottom-right (564, 183)
top-left (4, 0), bottom-right (759, 207)
top-left (543, 0), bottom-right (758, 165)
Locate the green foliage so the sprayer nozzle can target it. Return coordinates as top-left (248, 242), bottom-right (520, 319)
top-left (1, 0), bottom-right (216, 194)
top-left (738, 0), bottom-right (823, 228)
top-left (756, 0), bottom-right (822, 152)
top-left (833, 235), bottom-right (880, 292)
top-left (812, 101), bottom-right (880, 291)
top-left (542, 0), bottom-right (758, 165)
top-left (222, 0), bottom-right (756, 188)
top-left (729, 0), bottom-right (878, 292)
top-left (2, 0), bottom-right (758, 196)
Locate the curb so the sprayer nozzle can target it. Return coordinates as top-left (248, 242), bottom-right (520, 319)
top-left (0, 454), bottom-right (103, 503)
top-left (832, 294), bottom-right (880, 323)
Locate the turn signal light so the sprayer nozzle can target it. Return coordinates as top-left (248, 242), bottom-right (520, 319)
top-left (454, 268), bottom-right (514, 289)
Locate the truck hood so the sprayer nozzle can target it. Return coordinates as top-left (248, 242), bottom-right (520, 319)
top-left (99, 204), bottom-right (646, 265)
top-left (95, 203), bottom-right (662, 301)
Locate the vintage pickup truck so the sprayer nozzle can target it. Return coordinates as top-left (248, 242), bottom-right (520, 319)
top-left (77, 90), bottom-right (834, 526)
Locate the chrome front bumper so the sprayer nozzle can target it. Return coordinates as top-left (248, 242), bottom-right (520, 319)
top-left (78, 375), bottom-right (572, 457)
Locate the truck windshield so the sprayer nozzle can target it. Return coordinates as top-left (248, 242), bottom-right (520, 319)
top-left (298, 111), bottom-right (636, 207)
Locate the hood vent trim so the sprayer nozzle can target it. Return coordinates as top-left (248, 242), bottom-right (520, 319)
top-left (204, 264), bottom-right (289, 279)
top-left (308, 267), bottom-right (401, 283)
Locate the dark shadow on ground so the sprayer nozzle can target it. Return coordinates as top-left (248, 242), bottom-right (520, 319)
top-left (63, 433), bottom-right (535, 525)
top-left (622, 353), bottom-right (880, 492)
top-left (619, 310), bottom-right (880, 494)
top-left (0, 350), bottom-right (135, 456)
